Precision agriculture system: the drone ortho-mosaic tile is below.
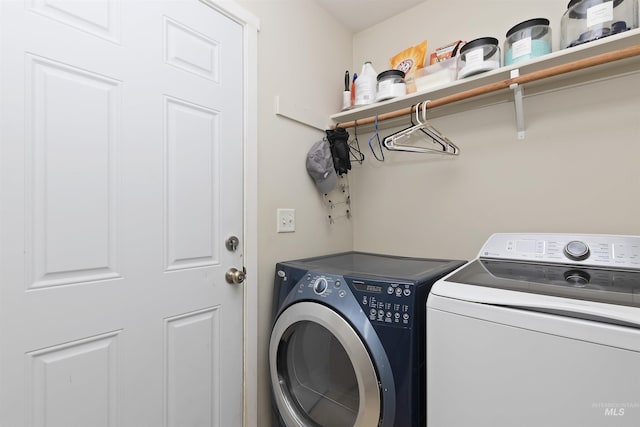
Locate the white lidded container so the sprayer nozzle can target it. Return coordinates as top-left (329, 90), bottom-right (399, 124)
top-left (354, 61), bottom-right (378, 106)
top-left (457, 37), bottom-right (501, 79)
top-left (376, 69), bottom-right (406, 101)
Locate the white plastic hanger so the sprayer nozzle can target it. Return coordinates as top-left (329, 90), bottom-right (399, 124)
top-left (383, 101), bottom-right (459, 155)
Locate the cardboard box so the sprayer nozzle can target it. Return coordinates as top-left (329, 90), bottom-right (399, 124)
top-left (429, 40), bottom-right (465, 65)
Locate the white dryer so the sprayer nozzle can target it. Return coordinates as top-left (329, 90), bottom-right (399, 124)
top-left (427, 233), bottom-right (640, 427)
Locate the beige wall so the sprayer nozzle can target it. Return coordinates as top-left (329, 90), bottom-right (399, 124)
top-left (351, 76), bottom-right (640, 261)
top-left (235, 0), bottom-right (353, 425)
top-left (350, 0), bottom-right (640, 261)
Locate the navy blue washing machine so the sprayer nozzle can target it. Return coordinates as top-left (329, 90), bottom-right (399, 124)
top-left (269, 251), bottom-right (466, 427)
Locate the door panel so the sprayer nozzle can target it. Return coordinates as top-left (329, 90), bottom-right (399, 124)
top-left (26, 54), bottom-right (121, 289)
top-left (0, 1), bottom-right (244, 426)
top-left (165, 308), bottom-right (221, 427)
top-left (165, 96), bottom-right (220, 271)
top-left (28, 0), bottom-right (122, 43)
top-left (164, 17), bottom-right (220, 82)
top-left (27, 331), bottom-right (121, 427)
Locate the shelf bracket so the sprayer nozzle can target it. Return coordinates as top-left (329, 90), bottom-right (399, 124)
top-left (510, 69), bottom-right (525, 140)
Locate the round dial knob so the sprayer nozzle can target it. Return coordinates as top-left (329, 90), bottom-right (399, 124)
top-left (563, 240), bottom-right (590, 261)
top-left (313, 278), bottom-right (328, 294)
top-left (564, 270), bottom-right (591, 287)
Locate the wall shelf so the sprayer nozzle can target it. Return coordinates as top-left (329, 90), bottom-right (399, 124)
top-left (330, 28), bottom-right (640, 133)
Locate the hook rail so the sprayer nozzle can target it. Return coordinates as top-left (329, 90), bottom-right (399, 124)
top-left (332, 44), bottom-right (640, 130)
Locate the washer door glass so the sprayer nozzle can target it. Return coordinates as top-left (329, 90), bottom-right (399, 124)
top-left (270, 302), bottom-right (381, 427)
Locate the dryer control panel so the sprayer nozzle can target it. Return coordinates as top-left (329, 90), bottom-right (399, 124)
top-left (294, 273), bottom-right (351, 300)
top-left (352, 280), bottom-right (413, 327)
top-left (350, 280), bottom-right (415, 328)
top-left (293, 272), bottom-right (417, 329)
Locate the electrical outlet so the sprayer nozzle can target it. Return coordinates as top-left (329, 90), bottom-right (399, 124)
top-left (277, 208), bottom-right (296, 233)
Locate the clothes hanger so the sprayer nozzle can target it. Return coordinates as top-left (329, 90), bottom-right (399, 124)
top-left (412, 102), bottom-right (448, 152)
top-left (385, 101), bottom-right (460, 155)
top-left (382, 101), bottom-right (426, 151)
top-left (396, 101), bottom-right (460, 155)
top-left (383, 101), bottom-right (435, 152)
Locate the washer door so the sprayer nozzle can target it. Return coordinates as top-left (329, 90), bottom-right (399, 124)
top-left (270, 302), bottom-right (381, 427)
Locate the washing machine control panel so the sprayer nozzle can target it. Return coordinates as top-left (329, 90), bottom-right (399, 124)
top-left (480, 233), bottom-right (640, 269)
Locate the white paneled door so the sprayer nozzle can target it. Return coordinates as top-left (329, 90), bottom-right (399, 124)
top-left (0, 1), bottom-right (246, 426)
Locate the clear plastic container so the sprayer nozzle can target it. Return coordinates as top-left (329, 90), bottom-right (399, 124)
top-left (561, 0), bottom-right (639, 49)
top-left (413, 57), bottom-right (458, 92)
top-left (504, 18), bottom-right (552, 65)
top-left (457, 37), bottom-right (501, 79)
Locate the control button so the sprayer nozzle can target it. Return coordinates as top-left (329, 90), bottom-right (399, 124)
top-left (334, 280), bottom-right (341, 288)
top-left (394, 313), bottom-right (401, 319)
top-left (402, 313), bottom-right (409, 320)
top-left (564, 269), bottom-right (590, 287)
top-left (362, 297), bottom-right (368, 305)
top-left (403, 288), bottom-right (411, 297)
top-left (338, 290), bottom-right (346, 297)
top-left (386, 312), bottom-right (392, 318)
top-left (395, 288), bottom-right (402, 297)
top-left (564, 241), bottom-right (590, 261)
top-left (313, 278), bottom-right (328, 294)
top-left (387, 287), bottom-right (394, 295)
top-left (370, 308), bottom-right (377, 316)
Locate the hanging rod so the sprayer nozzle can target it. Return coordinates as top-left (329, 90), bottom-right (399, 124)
top-left (333, 44), bottom-right (640, 130)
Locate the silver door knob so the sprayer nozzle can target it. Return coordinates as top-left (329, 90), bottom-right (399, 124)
top-left (225, 267), bottom-right (246, 285)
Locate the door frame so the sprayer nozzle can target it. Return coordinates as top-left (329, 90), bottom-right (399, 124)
top-left (200, 2), bottom-right (259, 426)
